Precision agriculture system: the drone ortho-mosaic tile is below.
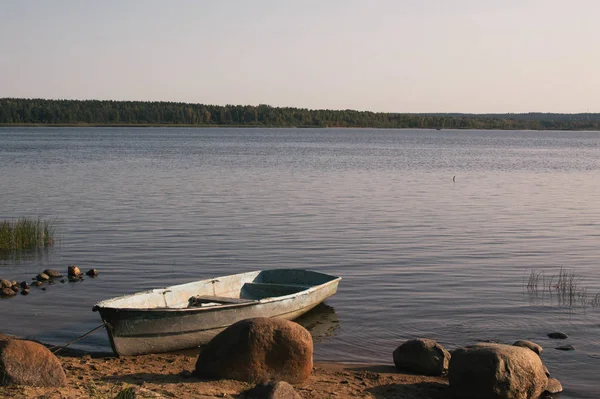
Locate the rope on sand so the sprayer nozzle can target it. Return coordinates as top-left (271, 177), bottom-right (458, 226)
top-left (50, 324), bottom-right (106, 354)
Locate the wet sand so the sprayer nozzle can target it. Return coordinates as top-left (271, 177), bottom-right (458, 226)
top-left (0, 348), bottom-right (450, 399)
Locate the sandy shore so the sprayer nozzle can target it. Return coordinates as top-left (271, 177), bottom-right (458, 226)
top-left (0, 348), bottom-right (450, 399)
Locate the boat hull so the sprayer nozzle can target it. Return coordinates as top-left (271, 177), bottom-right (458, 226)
top-left (95, 270), bottom-right (340, 356)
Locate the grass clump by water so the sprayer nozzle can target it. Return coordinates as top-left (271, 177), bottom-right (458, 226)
top-left (0, 217), bottom-right (56, 252)
top-left (526, 267), bottom-right (599, 308)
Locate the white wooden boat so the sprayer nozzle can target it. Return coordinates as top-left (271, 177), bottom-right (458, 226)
top-left (92, 269), bottom-right (341, 356)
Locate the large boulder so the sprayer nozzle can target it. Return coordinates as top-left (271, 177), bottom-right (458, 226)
top-left (0, 338), bottom-right (67, 386)
top-left (392, 338), bottom-right (450, 376)
top-left (195, 317), bottom-right (313, 384)
top-left (449, 343), bottom-right (548, 399)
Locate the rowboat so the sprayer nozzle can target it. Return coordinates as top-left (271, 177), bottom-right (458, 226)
top-left (92, 269), bottom-right (341, 356)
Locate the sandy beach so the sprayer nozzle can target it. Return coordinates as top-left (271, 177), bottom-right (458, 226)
top-left (0, 348), bottom-right (450, 399)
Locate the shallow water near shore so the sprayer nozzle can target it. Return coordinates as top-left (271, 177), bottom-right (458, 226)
top-left (1, 127), bottom-right (600, 398)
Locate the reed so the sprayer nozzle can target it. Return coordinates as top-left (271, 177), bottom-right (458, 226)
top-left (526, 269), bottom-right (544, 291)
top-left (0, 217), bottom-right (56, 252)
top-left (527, 267), bottom-right (600, 309)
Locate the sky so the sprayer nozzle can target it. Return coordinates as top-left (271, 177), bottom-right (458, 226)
top-left (1, 0), bottom-right (599, 113)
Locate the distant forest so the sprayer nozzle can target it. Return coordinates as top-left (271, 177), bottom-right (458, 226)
top-left (1, 98), bottom-right (600, 130)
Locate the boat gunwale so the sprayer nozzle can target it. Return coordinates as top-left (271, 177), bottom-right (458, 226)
top-left (92, 271), bottom-right (341, 313)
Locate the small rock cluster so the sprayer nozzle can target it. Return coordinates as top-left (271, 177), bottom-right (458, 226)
top-left (392, 336), bottom-right (564, 399)
top-left (0, 265), bottom-right (99, 298)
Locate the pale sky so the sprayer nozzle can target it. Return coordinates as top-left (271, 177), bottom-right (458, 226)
top-left (1, 0), bottom-right (599, 113)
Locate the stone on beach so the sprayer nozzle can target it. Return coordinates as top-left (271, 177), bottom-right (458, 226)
top-left (0, 338), bottom-right (67, 387)
top-left (36, 273), bottom-right (50, 281)
top-left (0, 279), bottom-right (11, 289)
top-left (114, 386), bottom-right (164, 398)
top-left (513, 340), bottom-right (543, 356)
top-left (449, 343), bottom-right (548, 399)
top-left (195, 317), bottom-right (313, 384)
top-left (392, 338), bottom-right (450, 376)
top-left (244, 381), bottom-right (302, 399)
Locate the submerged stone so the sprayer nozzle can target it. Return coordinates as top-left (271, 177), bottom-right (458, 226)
top-left (43, 269), bottom-right (62, 278)
top-left (547, 332), bottom-right (568, 339)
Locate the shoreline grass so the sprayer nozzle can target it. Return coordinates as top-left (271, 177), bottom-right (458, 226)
top-left (0, 217), bottom-right (56, 252)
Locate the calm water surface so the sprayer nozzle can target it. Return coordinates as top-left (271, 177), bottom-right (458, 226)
top-left (1, 127), bottom-right (600, 397)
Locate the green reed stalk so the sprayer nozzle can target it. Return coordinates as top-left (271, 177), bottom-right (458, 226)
top-left (0, 217), bottom-right (56, 252)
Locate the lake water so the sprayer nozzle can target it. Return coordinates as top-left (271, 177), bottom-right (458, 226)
top-left (1, 127), bottom-right (600, 397)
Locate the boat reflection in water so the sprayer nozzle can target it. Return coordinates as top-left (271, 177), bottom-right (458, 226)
top-left (294, 303), bottom-right (340, 342)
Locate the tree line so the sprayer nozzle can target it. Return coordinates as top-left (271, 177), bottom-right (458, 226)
top-left (1, 98), bottom-right (600, 130)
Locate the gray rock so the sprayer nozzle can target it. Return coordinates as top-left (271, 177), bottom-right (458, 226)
top-left (449, 343), bottom-right (548, 399)
top-left (545, 377), bottom-right (563, 394)
top-left (393, 338), bottom-right (451, 376)
top-left (555, 345), bottom-right (574, 351)
top-left (245, 381), bottom-right (302, 399)
top-left (547, 332), bottom-right (568, 339)
top-left (513, 340), bottom-right (542, 356)
top-left (43, 269), bottom-right (62, 278)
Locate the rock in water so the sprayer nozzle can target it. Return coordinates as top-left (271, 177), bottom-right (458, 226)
top-left (36, 273), bottom-right (50, 281)
top-left (195, 317), bottom-right (313, 384)
top-left (393, 338), bottom-right (451, 376)
top-left (85, 268), bottom-right (99, 277)
top-left (547, 332), bottom-right (568, 339)
top-left (43, 269), bottom-right (62, 278)
top-left (1, 288), bottom-right (16, 298)
top-left (67, 265), bottom-right (82, 277)
top-left (513, 340), bottom-right (543, 356)
top-left (545, 378), bottom-right (563, 394)
top-left (0, 280), bottom-right (11, 289)
top-left (449, 343), bottom-right (548, 399)
top-left (0, 338), bottom-right (67, 386)
top-left (555, 344), bottom-right (574, 351)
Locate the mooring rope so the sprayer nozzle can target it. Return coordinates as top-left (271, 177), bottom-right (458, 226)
top-left (50, 323), bottom-right (106, 354)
